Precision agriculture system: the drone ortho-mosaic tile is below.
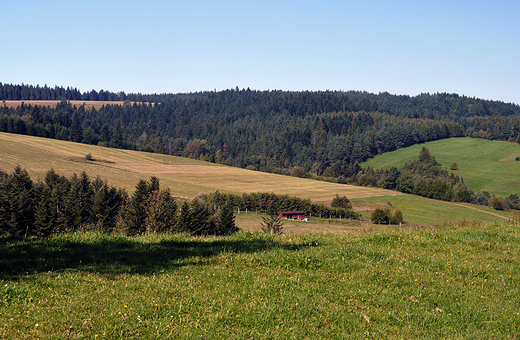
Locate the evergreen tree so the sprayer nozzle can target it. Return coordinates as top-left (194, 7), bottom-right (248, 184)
top-left (125, 179), bottom-right (150, 235)
top-left (261, 214), bottom-right (284, 235)
top-left (214, 202), bottom-right (239, 235)
top-left (34, 186), bottom-right (57, 236)
top-left (145, 188), bottom-right (177, 233)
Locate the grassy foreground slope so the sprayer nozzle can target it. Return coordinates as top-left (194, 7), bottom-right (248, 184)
top-left (362, 137), bottom-right (520, 197)
top-left (1, 222), bottom-right (519, 338)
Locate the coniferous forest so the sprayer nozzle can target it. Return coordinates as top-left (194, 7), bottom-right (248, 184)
top-left (1, 82), bottom-right (519, 210)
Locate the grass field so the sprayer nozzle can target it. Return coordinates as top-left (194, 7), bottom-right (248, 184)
top-left (1, 222), bottom-right (519, 339)
top-left (0, 132), bottom-right (514, 227)
top-left (361, 137), bottom-right (520, 197)
top-left (353, 195), bottom-right (514, 225)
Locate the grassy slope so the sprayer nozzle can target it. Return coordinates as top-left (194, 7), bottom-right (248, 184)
top-left (0, 132), bottom-right (514, 226)
top-left (1, 223), bottom-right (519, 339)
top-left (361, 137), bottom-right (520, 197)
top-left (353, 195), bottom-right (512, 225)
top-left (0, 132), bottom-right (397, 201)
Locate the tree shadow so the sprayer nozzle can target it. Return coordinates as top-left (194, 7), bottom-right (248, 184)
top-left (0, 234), bottom-right (306, 280)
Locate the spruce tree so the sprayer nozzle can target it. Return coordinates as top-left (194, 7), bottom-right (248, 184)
top-left (215, 202), bottom-right (238, 235)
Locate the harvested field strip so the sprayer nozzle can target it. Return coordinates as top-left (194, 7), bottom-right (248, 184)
top-left (0, 132), bottom-right (401, 201)
top-left (1, 100), bottom-right (146, 109)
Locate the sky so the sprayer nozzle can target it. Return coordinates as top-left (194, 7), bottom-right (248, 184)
top-left (1, 0), bottom-right (519, 104)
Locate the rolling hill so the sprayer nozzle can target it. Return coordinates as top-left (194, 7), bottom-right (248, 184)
top-left (0, 132), bottom-right (514, 227)
top-left (0, 132), bottom-right (399, 201)
top-left (361, 137), bottom-right (520, 198)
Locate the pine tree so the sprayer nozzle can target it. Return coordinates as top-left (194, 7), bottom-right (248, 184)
top-left (260, 214), bottom-right (284, 235)
top-left (214, 203), bottom-right (238, 235)
top-left (34, 187), bottom-right (57, 236)
top-left (145, 189), bottom-right (177, 233)
top-left (125, 179), bottom-right (150, 235)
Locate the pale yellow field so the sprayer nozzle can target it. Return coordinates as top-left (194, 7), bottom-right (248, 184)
top-left (1, 100), bottom-right (145, 110)
top-left (0, 132), bottom-right (402, 202)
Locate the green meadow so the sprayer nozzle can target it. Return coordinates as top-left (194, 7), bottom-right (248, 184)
top-left (1, 133), bottom-right (520, 338)
top-left (361, 137), bottom-right (520, 198)
top-left (353, 195), bottom-right (514, 226)
top-left (2, 222), bottom-right (520, 339)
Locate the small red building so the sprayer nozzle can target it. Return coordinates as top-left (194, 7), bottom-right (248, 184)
top-left (278, 211), bottom-right (305, 220)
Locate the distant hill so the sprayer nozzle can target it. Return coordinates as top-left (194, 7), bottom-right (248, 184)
top-left (1, 83), bottom-right (519, 182)
top-left (361, 137), bottom-right (520, 197)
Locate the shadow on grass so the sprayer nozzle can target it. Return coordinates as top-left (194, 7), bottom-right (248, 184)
top-left (0, 233), bottom-right (305, 280)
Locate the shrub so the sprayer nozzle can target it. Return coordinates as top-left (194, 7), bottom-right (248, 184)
top-left (488, 195), bottom-right (506, 210)
top-left (291, 166), bottom-right (305, 178)
top-left (371, 208), bottom-right (390, 224)
top-left (261, 214), bottom-right (284, 234)
top-left (331, 194), bottom-right (352, 210)
top-left (390, 210), bottom-right (403, 224)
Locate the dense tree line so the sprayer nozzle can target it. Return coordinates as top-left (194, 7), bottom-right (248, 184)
top-left (0, 166), bottom-right (360, 238)
top-left (0, 83), bottom-right (127, 101)
top-left (1, 85), bottom-right (519, 183)
top-left (202, 191), bottom-right (360, 220)
top-left (0, 167), bottom-right (240, 238)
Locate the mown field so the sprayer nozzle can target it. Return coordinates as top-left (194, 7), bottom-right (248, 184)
top-left (0, 132), bottom-right (514, 227)
top-left (0, 132), bottom-right (398, 201)
top-left (1, 100), bottom-right (135, 110)
top-left (1, 222), bottom-right (519, 339)
top-left (361, 137), bottom-right (520, 198)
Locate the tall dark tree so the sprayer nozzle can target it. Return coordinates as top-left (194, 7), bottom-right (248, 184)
top-left (214, 202), bottom-right (238, 236)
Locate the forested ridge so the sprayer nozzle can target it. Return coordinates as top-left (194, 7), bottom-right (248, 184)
top-left (1, 83), bottom-right (519, 180)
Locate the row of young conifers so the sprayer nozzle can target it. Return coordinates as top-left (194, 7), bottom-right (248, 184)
top-left (0, 166), bottom-right (359, 238)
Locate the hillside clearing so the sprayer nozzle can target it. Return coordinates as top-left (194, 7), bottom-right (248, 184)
top-left (1, 132), bottom-right (516, 227)
top-left (362, 137), bottom-right (520, 197)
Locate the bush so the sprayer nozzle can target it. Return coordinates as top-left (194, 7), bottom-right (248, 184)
top-left (291, 166), bottom-right (305, 178)
top-left (488, 195), bottom-right (506, 210)
top-left (371, 208), bottom-right (390, 224)
top-left (331, 194), bottom-right (352, 210)
top-left (261, 214), bottom-right (284, 234)
top-left (390, 210), bottom-right (403, 224)
top-left (371, 208), bottom-right (403, 224)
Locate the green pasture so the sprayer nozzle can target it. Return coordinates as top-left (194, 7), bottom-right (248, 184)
top-left (362, 137), bottom-right (520, 197)
top-left (2, 222), bottom-right (519, 339)
top-left (353, 195), bottom-right (513, 226)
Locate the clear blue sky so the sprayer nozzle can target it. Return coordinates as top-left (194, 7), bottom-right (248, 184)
top-left (2, 0), bottom-right (519, 104)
